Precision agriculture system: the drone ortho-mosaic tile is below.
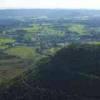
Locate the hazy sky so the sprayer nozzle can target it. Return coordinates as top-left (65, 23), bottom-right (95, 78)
top-left (0, 0), bottom-right (100, 9)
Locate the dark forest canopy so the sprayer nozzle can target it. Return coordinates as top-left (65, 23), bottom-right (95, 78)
top-left (1, 44), bottom-right (100, 100)
top-left (26, 43), bottom-right (100, 80)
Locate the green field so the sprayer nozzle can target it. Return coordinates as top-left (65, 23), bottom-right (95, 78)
top-left (5, 46), bottom-right (40, 60)
top-left (0, 38), bottom-right (15, 45)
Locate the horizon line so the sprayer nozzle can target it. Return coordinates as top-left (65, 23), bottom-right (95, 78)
top-left (0, 8), bottom-right (100, 10)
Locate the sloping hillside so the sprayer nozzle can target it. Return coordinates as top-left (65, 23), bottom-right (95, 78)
top-left (1, 44), bottom-right (100, 100)
top-left (32, 43), bottom-right (100, 80)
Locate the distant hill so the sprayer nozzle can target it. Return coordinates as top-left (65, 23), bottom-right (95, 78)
top-left (0, 9), bottom-right (100, 18)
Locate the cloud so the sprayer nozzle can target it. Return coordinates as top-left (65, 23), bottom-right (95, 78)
top-left (0, 0), bottom-right (100, 9)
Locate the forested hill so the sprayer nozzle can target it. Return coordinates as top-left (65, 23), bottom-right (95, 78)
top-left (31, 43), bottom-right (100, 80)
top-left (0, 9), bottom-right (100, 18)
top-left (1, 44), bottom-right (100, 100)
